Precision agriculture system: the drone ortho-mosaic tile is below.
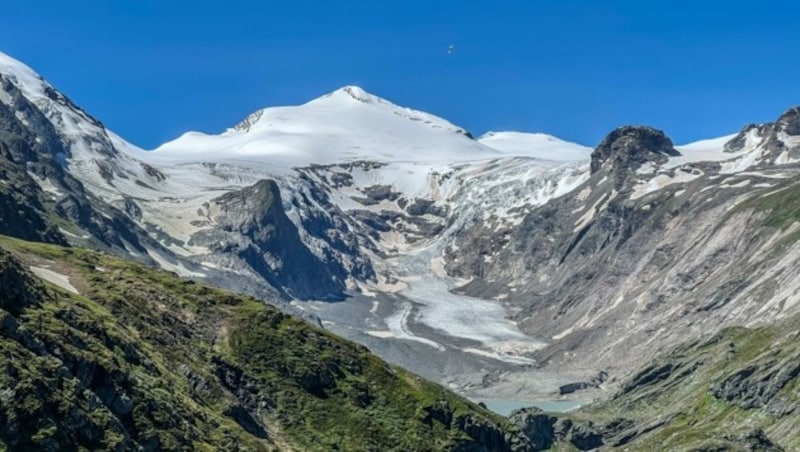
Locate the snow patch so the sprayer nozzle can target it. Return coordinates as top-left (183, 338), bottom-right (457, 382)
top-left (631, 168), bottom-right (703, 200)
top-left (365, 330), bottom-right (394, 339)
top-left (146, 249), bottom-right (206, 278)
top-left (30, 266), bottom-right (78, 294)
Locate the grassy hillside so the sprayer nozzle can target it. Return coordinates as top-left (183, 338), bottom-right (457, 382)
top-left (0, 236), bottom-right (527, 451)
top-left (512, 319), bottom-right (799, 451)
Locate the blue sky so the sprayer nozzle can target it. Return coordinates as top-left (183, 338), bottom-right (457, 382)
top-left (1, 1), bottom-right (799, 148)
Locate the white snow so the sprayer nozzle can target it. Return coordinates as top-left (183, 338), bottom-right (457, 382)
top-left (631, 168), bottom-right (704, 200)
top-left (146, 249), bottom-right (206, 278)
top-left (666, 133), bottom-right (749, 170)
top-left (0, 52), bottom-right (50, 105)
top-left (478, 131), bottom-right (592, 162)
top-left (28, 173), bottom-right (63, 197)
top-left (149, 86), bottom-right (505, 170)
top-left (29, 266), bottom-right (78, 294)
top-left (365, 330), bottom-right (394, 339)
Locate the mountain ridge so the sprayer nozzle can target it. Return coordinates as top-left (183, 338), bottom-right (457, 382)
top-left (2, 48), bottom-right (800, 423)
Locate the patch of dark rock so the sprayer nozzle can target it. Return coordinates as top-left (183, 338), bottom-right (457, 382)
top-left (590, 125), bottom-right (680, 177)
top-left (711, 357), bottom-right (800, 411)
top-left (565, 420), bottom-right (603, 450)
top-left (139, 162), bottom-right (166, 182)
top-left (724, 429), bottom-right (784, 452)
top-left (509, 407), bottom-right (605, 451)
top-left (133, 179), bottom-right (155, 190)
top-left (338, 160), bottom-right (385, 172)
top-left (223, 405), bottom-right (269, 439)
top-left (404, 215), bottom-right (445, 236)
top-left (349, 210), bottom-right (394, 235)
top-left (558, 371), bottom-right (608, 395)
top-left (622, 363), bottom-right (674, 393)
top-left (406, 198), bottom-right (447, 217)
top-left (558, 382), bottom-right (590, 395)
top-left (508, 408), bottom-right (558, 450)
top-left (329, 172), bottom-right (353, 188)
top-left (361, 184), bottom-right (401, 204)
top-left (559, 222), bottom-right (593, 264)
top-left (122, 197), bottom-right (142, 220)
top-left (776, 106), bottom-right (800, 136)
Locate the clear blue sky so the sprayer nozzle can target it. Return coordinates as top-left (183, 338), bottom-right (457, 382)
top-left (1, 1), bottom-right (799, 149)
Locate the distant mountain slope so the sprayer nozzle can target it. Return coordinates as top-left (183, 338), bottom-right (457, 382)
top-left (447, 116), bottom-right (800, 377)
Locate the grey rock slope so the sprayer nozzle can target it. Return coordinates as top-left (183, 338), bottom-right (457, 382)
top-left (190, 179), bottom-right (350, 300)
top-left (446, 111), bottom-right (800, 376)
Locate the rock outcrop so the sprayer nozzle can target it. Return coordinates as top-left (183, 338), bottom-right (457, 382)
top-left (190, 179), bottom-right (350, 300)
top-left (590, 125), bottom-right (680, 181)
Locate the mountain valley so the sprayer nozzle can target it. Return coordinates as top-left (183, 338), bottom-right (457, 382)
top-left (1, 50), bottom-right (800, 449)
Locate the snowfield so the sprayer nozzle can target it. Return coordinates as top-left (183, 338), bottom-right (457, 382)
top-left (478, 131), bottom-right (592, 162)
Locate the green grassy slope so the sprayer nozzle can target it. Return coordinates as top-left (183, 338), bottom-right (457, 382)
top-left (562, 319), bottom-right (800, 451)
top-left (0, 236), bottom-right (527, 451)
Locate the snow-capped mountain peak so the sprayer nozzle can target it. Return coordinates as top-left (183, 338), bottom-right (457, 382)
top-left (319, 85), bottom-right (382, 104)
top-left (228, 85), bottom-right (471, 137)
top-left (152, 85), bottom-right (497, 168)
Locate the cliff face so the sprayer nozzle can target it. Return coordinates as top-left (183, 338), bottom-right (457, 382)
top-left (189, 179), bottom-right (353, 301)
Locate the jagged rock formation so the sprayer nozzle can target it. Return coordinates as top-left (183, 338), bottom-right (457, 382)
top-left (589, 125), bottom-right (680, 184)
top-left (190, 179), bottom-right (350, 300)
top-left (0, 73), bottom-right (168, 257)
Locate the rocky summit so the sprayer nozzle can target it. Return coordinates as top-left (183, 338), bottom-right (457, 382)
top-left (1, 49), bottom-right (800, 449)
top-left (589, 125), bottom-right (680, 176)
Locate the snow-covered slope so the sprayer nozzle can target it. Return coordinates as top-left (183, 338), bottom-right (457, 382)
top-left (478, 131), bottom-right (592, 161)
top-left (151, 86), bottom-right (503, 169)
top-left (0, 51), bottom-right (163, 201)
